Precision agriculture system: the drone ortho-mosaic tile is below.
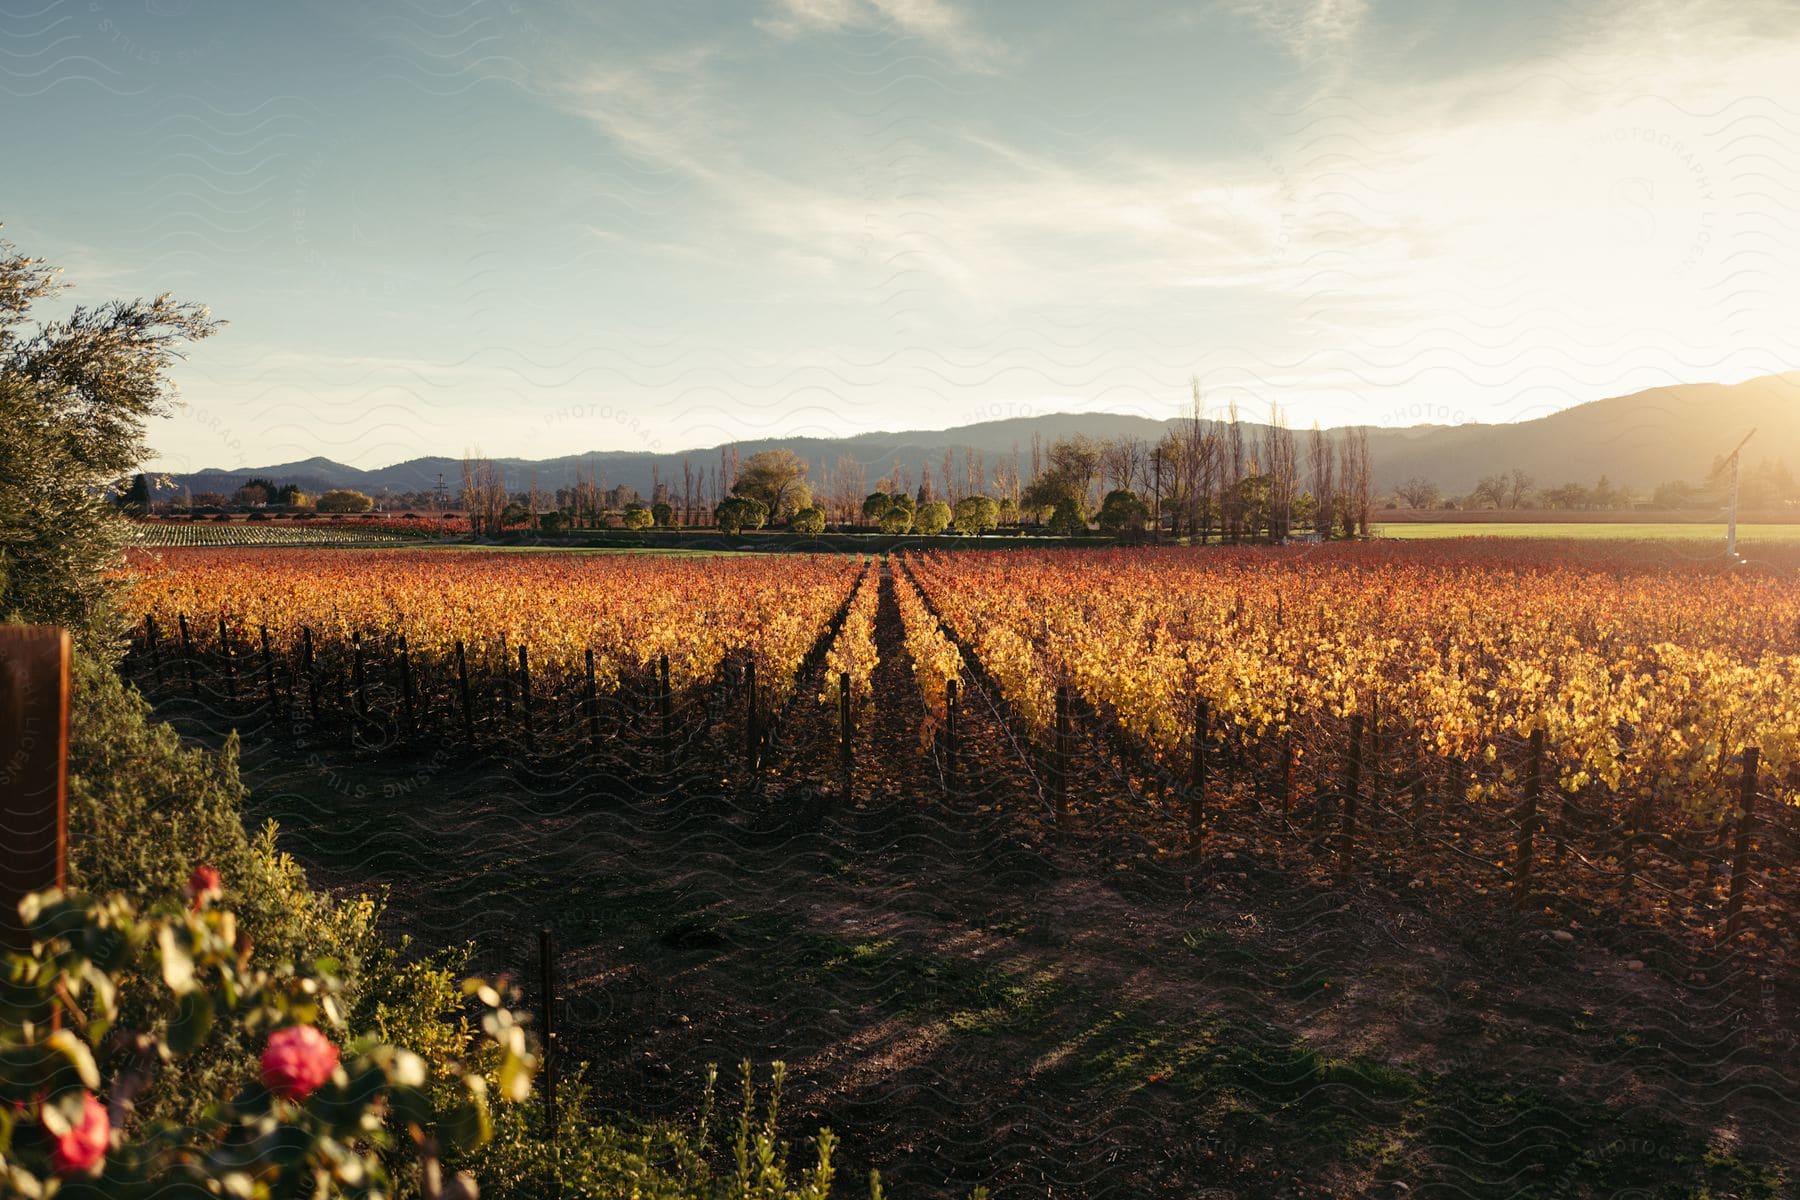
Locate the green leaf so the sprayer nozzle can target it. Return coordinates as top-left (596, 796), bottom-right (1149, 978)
top-left (158, 925), bottom-right (194, 993)
top-left (440, 1077), bottom-right (491, 1152)
top-left (167, 989), bottom-right (215, 1055)
top-left (46, 1030), bottom-right (99, 1090)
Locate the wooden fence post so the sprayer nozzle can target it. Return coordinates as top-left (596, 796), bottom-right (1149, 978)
top-left (455, 639), bottom-right (475, 748)
top-left (744, 656), bottom-right (759, 780)
top-left (302, 626), bottom-right (319, 727)
top-left (0, 628), bottom-right (70, 948)
top-left (1189, 695), bottom-right (1209, 851)
top-left (658, 654), bottom-right (672, 776)
top-left (944, 677), bottom-right (958, 792)
top-left (260, 624), bottom-right (277, 715)
top-left (517, 645), bottom-right (534, 752)
top-left (178, 612), bottom-right (197, 692)
top-left (351, 631), bottom-right (367, 723)
top-left (218, 615), bottom-right (238, 701)
top-left (1339, 714), bottom-right (1363, 869)
top-left (1278, 733), bottom-right (1294, 815)
top-left (1722, 746), bottom-right (1760, 947)
top-left (584, 649), bottom-right (600, 754)
top-left (839, 671), bottom-right (853, 800)
top-left (1514, 727), bottom-right (1545, 904)
top-left (1053, 684), bottom-right (1071, 826)
top-left (397, 634), bottom-right (415, 736)
top-left (145, 613), bottom-right (163, 686)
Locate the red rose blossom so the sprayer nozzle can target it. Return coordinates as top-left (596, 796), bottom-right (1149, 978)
top-left (185, 864), bottom-right (223, 911)
top-left (49, 1091), bottom-right (109, 1175)
top-left (260, 1025), bottom-right (340, 1100)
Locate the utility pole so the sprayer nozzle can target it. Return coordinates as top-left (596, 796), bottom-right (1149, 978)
top-left (1723, 429), bottom-right (1756, 561)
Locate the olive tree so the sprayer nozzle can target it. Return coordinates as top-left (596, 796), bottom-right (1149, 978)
top-left (0, 236), bottom-right (218, 651)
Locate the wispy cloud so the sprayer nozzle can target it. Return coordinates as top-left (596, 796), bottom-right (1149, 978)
top-left (757, 0), bottom-right (1007, 71)
top-left (1221, 0), bottom-right (1369, 63)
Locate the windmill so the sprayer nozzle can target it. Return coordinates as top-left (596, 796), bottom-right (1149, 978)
top-left (1720, 429), bottom-right (1756, 561)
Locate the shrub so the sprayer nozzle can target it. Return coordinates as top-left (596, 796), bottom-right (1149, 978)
top-left (715, 497), bottom-right (767, 535)
top-left (1, 887), bottom-right (535, 1198)
top-left (789, 505), bottom-right (826, 535)
top-left (1096, 489), bottom-right (1148, 536)
top-left (953, 495), bottom-right (999, 536)
top-left (914, 500), bottom-right (951, 536)
top-left (1047, 497), bottom-right (1087, 536)
top-left (316, 490), bottom-right (374, 514)
top-left (651, 501), bottom-right (674, 527)
top-left (621, 504), bottom-right (654, 530)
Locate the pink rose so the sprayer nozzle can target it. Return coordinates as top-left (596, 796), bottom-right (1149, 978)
top-left (260, 1025), bottom-right (340, 1100)
top-left (49, 1091), bottom-right (109, 1175)
top-left (185, 864), bottom-right (223, 911)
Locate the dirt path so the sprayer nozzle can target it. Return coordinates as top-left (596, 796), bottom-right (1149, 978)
top-left (160, 562), bottom-right (1798, 1199)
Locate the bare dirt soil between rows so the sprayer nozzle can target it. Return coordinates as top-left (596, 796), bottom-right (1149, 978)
top-left (155, 564), bottom-right (1798, 1199)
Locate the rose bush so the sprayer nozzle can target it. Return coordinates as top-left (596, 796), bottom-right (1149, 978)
top-left (0, 886), bottom-right (536, 1198)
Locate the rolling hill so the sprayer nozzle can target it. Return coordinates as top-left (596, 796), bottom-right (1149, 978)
top-left (165, 373), bottom-right (1800, 503)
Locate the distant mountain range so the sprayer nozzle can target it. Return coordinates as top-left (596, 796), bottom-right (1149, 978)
top-left (162, 373), bottom-right (1800, 502)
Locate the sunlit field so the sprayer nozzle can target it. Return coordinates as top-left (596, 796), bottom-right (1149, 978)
top-left (1374, 521), bottom-right (1800, 541)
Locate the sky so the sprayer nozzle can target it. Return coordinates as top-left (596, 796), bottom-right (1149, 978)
top-left (4, 0), bottom-right (1798, 474)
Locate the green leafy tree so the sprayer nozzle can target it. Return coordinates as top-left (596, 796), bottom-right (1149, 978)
top-left (714, 496), bottom-right (768, 534)
top-left (621, 502), bottom-right (654, 529)
top-left (1095, 489), bottom-right (1149, 536)
top-left (789, 505), bottom-right (826, 535)
top-left (118, 473), bottom-right (154, 515)
top-left (0, 236), bottom-right (218, 651)
top-left (877, 505), bottom-right (913, 534)
top-left (861, 491), bottom-right (890, 524)
top-left (951, 495), bottom-right (999, 537)
top-left (914, 499), bottom-right (952, 535)
top-left (1047, 496), bottom-right (1087, 536)
top-left (651, 500), bottom-right (674, 527)
top-left (731, 450), bottom-right (812, 522)
top-left (316, 489), bottom-right (374, 514)
top-left (538, 510), bottom-right (568, 533)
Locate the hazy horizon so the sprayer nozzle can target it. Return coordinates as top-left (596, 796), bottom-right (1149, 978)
top-left (7, 0), bottom-right (1799, 474)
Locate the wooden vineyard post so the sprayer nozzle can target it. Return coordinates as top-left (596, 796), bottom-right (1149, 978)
top-left (517, 645), bottom-right (534, 752)
top-left (658, 654), bottom-right (673, 777)
top-left (944, 678), bottom-right (958, 793)
top-left (584, 649), bottom-right (600, 754)
top-left (1411, 773), bottom-right (1429, 846)
top-left (1368, 698), bottom-right (1381, 836)
top-left (144, 613), bottom-right (163, 686)
top-left (455, 640), bottom-right (476, 749)
top-left (1514, 727), bottom-right (1545, 904)
top-left (839, 671), bottom-right (853, 801)
top-left (351, 632), bottom-right (368, 724)
top-left (0, 628), bottom-right (70, 949)
top-left (218, 615), bottom-right (238, 700)
top-left (744, 656), bottom-right (760, 782)
top-left (302, 626), bottom-right (320, 727)
top-left (178, 612), bottom-right (198, 692)
top-left (397, 634), bottom-right (416, 736)
top-left (1189, 695), bottom-right (1209, 852)
top-left (1053, 684), bottom-right (1071, 827)
top-left (1278, 733), bottom-right (1294, 815)
top-left (537, 927), bottom-right (557, 1137)
top-left (1722, 746), bottom-right (1761, 947)
top-left (1339, 714), bottom-right (1363, 870)
top-left (260, 624), bottom-right (278, 716)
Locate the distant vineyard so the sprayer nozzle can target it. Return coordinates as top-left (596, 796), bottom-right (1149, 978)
top-left (126, 518), bottom-right (460, 548)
